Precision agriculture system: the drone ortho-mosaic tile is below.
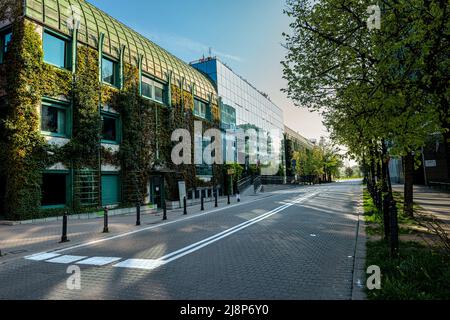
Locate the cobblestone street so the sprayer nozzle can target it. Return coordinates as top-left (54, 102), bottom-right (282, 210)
top-left (0, 181), bottom-right (364, 300)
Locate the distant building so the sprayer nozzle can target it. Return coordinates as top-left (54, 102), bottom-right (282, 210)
top-left (283, 126), bottom-right (313, 177)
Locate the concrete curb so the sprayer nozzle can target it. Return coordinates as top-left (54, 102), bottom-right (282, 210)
top-left (351, 197), bottom-right (367, 300)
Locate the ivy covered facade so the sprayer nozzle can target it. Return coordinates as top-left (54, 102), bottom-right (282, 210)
top-left (0, 0), bottom-right (226, 220)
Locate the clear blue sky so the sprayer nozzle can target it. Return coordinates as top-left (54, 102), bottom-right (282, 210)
top-left (89, 0), bottom-right (327, 140)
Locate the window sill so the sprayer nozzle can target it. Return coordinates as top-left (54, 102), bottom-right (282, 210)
top-left (41, 204), bottom-right (67, 210)
top-left (43, 61), bottom-right (71, 72)
top-left (142, 95), bottom-right (165, 106)
top-left (102, 82), bottom-right (120, 90)
top-left (101, 140), bottom-right (120, 145)
top-left (41, 132), bottom-right (70, 139)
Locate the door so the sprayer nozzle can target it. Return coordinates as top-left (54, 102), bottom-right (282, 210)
top-left (150, 175), bottom-right (162, 208)
top-left (101, 174), bottom-right (120, 206)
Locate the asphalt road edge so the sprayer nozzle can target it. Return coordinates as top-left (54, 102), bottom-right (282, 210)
top-left (351, 195), bottom-right (367, 300)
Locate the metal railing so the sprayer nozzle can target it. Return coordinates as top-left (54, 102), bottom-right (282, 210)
top-left (237, 175), bottom-right (253, 192)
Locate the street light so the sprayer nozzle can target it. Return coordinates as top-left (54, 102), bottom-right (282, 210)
top-left (67, 6), bottom-right (81, 210)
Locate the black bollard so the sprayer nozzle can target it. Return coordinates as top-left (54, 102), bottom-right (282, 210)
top-left (163, 201), bottom-right (167, 220)
top-left (183, 196), bottom-right (187, 215)
top-left (215, 191), bottom-right (218, 208)
top-left (60, 211), bottom-right (69, 243)
top-left (136, 203), bottom-right (141, 226)
top-left (201, 192), bottom-right (205, 211)
top-left (389, 199), bottom-right (399, 258)
top-left (227, 193), bottom-right (230, 205)
top-left (103, 207), bottom-right (109, 233)
top-left (237, 190), bottom-right (241, 202)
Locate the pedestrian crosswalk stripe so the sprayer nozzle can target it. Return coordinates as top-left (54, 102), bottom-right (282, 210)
top-left (25, 252), bottom-right (61, 261)
top-left (76, 257), bottom-right (122, 266)
top-left (45, 255), bottom-right (87, 264)
top-left (113, 259), bottom-right (165, 270)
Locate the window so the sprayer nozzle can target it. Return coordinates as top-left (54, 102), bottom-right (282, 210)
top-left (194, 99), bottom-right (208, 119)
top-left (102, 57), bottom-right (118, 86)
top-left (141, 75), bottom-right (165, 103)
top-left (101, 112), bottom-right (120, 143)
top-left (43, 31), bottom-right (69, 69)
top-left (41, 100), bottom-right (70, 137)
top-left (41, 172), bottom-right (68, 207)
top-left (0, 30), bottom-right (12, 63)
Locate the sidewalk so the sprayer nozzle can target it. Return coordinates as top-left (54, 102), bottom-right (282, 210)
top-left (392, 184), bottom-right (450, 231)
top-left (0, 192), bottom-right (272, 263)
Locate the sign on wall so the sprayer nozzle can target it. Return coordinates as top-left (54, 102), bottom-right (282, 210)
top-left (425, 160), bottom-right (437, 168)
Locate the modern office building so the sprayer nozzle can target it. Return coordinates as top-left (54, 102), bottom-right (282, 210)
top-left (191, 57), bottom-right (285, 175)
top-left (0, 0), bottom-right (223, 220)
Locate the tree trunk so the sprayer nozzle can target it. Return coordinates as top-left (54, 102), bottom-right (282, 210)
top-left (443, 130), bottom-right (450, 182)
top-left (376, 157), bottom-right (383, 210)
top-left (381, 141), bottom-right (391, 241)
top-left (404, 152), bottom-right (415, 217)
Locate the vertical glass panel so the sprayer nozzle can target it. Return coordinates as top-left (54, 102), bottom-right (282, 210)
top-left (102, 57), bottom-right (116, 85)
top-left (43, 32), bottom-right (66, 68)
top-left (102, 116), bottom-right (117, 141)
top-left (142, 76), bottom-right (153, 99)
top-left (154, 84), bottom-right (164, 102)
top-left (3, 32), bottom-right (12, 53)
top-left (41, 105), bottom-right (66, 135)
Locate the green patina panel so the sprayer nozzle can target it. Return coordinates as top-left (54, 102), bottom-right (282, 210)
top-left (101, 174), bottom-right (120, 206)
top-left (23, 0), bottom-right (217, 102)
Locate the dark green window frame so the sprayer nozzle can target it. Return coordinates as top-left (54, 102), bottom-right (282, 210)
top-left (40, 98), bottom-right (72, 138)
top-left (42, 29), bottom-right (72, 70)
top-left (102, 56), bottom-right (119, 87)
top-left (194, 98), bottom-right (211, 121)
top-left (101, 111), bottom-right (121, 144)
top-left (141, 73), bottom-right (167, 105)
top-left (41, 170), bottom-right (71, 209)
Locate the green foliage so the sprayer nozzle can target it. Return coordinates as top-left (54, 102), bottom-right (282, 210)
top-left (293, 139), bottom-right (342, 182)
top-left (64, 46), bottom-right (101, 169)
top-left (366, 240), bottom-right (450, 300)
top-left (282, 0), bottom-right (447, 161)
top-left (1, 21), bottom-right (48, 220)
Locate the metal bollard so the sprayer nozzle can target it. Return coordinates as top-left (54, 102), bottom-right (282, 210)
top-left (215, 191), bottom-right (218, 208)
top-left (227, 193), bottom-right (230, 205)
top-left (60, 211), bottom-right (69, 243)
top-left (163, 201), bottom-right (167, 220)
top-left (103, 207), bottom-right (109, 233)
top-left (136, 203), bottom-right (141, 226)
top-left (237, 190), bottom-right (241, 202)
top-left (183, 196), bottom-right (187, 215)
top-left (389, 199), bottom-right (399, 258)
top-left (201, 193), bottom-right (205, 211)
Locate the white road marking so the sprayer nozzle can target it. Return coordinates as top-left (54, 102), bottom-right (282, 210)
top-left (113, 192), bottom-right (319, 271)
top-left (25, 252), bottom-right (61, 261)
top-left (113, 259), bottom-right (165, 270)
top-left (23, 188), bottom-right (320, 269)
top-left (45, 255), bottom-right (87, 264)
top-left (76, 257), bottom-right (122, 266)
top-left (51, 191), bottom-right (296, 255)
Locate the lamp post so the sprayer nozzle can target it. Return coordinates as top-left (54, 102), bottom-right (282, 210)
top-left (67, 9), bottom-right (81, 210)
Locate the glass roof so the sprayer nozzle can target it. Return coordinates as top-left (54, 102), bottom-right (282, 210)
top-left (24, 0), bottom-right (217, 101)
